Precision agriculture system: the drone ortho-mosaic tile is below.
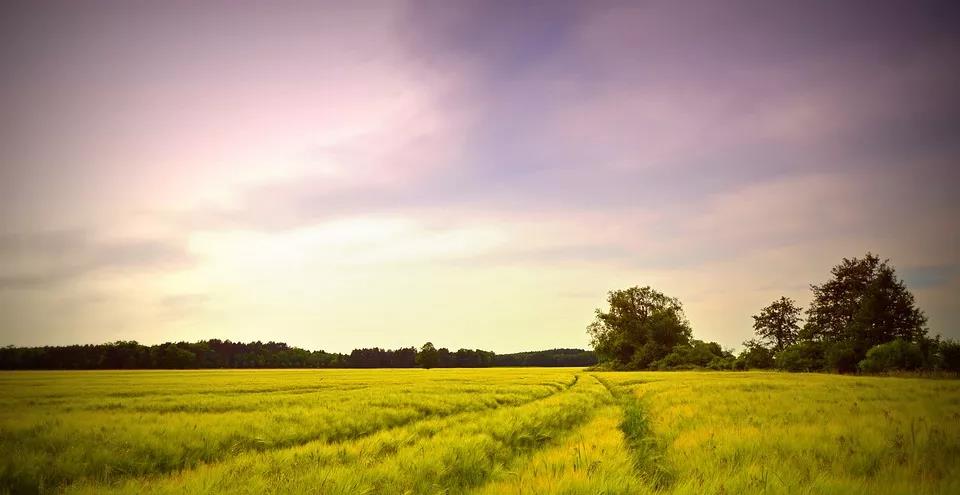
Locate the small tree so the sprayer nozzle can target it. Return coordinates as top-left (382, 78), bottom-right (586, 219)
top-left (752, 296), bottom-right (802, 352)
top-left (416, 342), bottom-right (439, 369)
top-left (588, 286), bottom-right (692, 369)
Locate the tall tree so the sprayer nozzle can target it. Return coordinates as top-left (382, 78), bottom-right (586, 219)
top-left (416, 342), bottom-right (439, 369)
top-left (752, 296), bottom-right (802, 352)
top-left (588, 286), bottom-right (692, 369)
top-left (804, 253), bottom-right (927, 355)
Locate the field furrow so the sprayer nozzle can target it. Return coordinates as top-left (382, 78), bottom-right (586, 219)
top-left (63, 372), bottom-right (606, 494)
top-left (3, 369), bottom-right (959, 495)
top-left (469, 405), bottom-right (652, 494)
top-left (598, 371), bottom-right (960, 495)
top-left (594, 374), bottom-right (674, 489)
top-left (0, 369), bottom-right (577, 494)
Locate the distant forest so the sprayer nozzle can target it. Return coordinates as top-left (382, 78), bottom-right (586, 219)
top-left (0, 340), bottom-right (597, 370)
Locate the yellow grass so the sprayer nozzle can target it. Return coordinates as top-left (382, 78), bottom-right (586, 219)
top-left (2, 369), bottom-right (958, 494)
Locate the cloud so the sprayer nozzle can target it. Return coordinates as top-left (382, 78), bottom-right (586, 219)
top-left (0, 230), bottom-right (194, 290)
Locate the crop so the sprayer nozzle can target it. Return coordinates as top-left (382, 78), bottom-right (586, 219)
top-left (1, 369), bottom-right (957, 494)
top-left (596, 371), bottom-right (960, 495)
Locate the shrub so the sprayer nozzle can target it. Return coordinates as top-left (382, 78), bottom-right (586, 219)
top-left (858, 339), bottom-right (924, 373)
top-left (737, 340), bottom-right (775, 369)
top-left (630, 342), bottom-right (671, 370)
top-left (651, 340), bottom-right (729, 370)
top-left (652, 350), bottom-right (686, 370)
top-left (776, 341), bottom-right (825, 372)
top-left (825, 341), bottom-right (859, 373)
top-left (707, 356), bottom-right (735, 370)
top-left (939, 339), bottom-right (960, 373)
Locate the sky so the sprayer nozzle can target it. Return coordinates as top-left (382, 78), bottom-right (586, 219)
top-left (1, 0), bottom-right (958, 353)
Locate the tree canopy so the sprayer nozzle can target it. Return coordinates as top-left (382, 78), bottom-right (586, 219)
top-left (416, 342), bottom-right (439, 369)
top-left (588, 253), bottom-right (954, 374)
top-left (803, 253), bottom-right (927, 358)
top-left (746, 253), bottom-right (945, 373)
top-left (752, 296), bottom-right (802, 352)
top-left (588, 286), bottom-right (693, 369)
top-left (0, 340), bottom-right (594, 370)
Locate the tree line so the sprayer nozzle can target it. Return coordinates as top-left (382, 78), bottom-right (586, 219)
top-left (0, 339), bottom-right (597, 370)
top-left (412, 342), bottom-right (596, 369)
top-left (589, 253), bottom-right (960, 374)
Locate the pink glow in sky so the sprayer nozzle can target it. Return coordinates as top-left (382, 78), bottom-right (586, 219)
top-left (1, 1), bottom-right (958, 352)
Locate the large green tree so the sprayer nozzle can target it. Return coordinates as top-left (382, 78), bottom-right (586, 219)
top-left (804, 253), bottom-right (927, 356)
top-left (588, 286), bottom-right (692, 369)
top-left (752, 296), bottom-right (802, 352)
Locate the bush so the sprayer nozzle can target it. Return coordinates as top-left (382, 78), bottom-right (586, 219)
top-left (630, 342), bottom-right (671, 370)
top-left (652, 350), bottom-right (686, 370)
top-left (776, 341), bottom-right (825, 372)
top-left (940, 339), bottom-right (960, 373)
top-left (737, 341), bottom-right (775, 369)
top-left (825, 341), bottom-right (859, 373)
top-left (858, 339), bottom-right (924, 373)
top-left (651, 340), bottom-right (729, 370)
top-left (707, 356), bottom-right (735, 370)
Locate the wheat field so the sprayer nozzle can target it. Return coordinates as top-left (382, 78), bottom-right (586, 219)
top-left (1, 369), bottom-right (958, 494)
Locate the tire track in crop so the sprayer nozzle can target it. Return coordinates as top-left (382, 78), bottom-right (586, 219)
top-left (394, 375), bottom-right (600, 494)
top-left (67, 372), bottom-right (601, 495)
top-left (94, 379), bottom-right (575, 407)
top-left (58, 374), bottom-right (583, 493)
top-left (465, 374), bottom-right (610, 495)
top-left (593, 374), bottom-right (674, 489)
top-left (220, 373), bottom-right (582, 457)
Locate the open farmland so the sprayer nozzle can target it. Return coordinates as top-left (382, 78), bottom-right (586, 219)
top-left (1, 370), bottom-right (958, 494)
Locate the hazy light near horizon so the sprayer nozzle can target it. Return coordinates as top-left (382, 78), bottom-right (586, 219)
top-left (1, 0), bottom-right (958, 352)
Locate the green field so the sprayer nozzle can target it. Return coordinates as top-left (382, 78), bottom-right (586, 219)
top-left (1, 369), bottom-right (958, 494)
